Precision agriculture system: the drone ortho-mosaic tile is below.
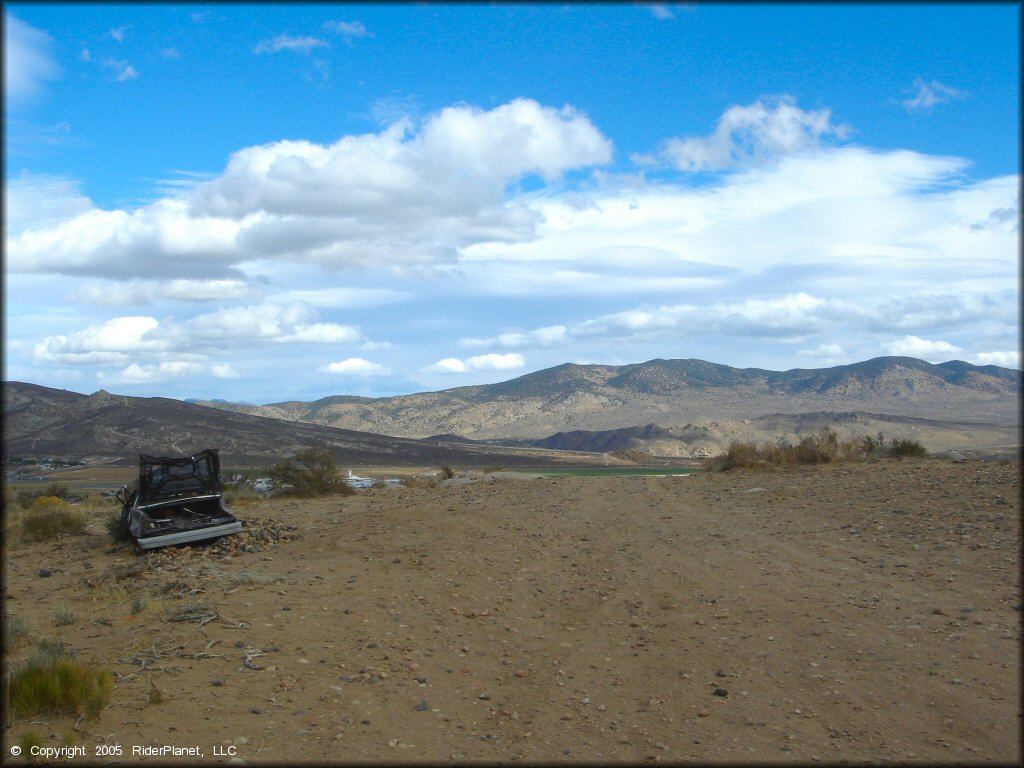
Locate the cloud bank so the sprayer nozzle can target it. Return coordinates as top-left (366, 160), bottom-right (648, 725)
top-left (5, 95), bottom-right (1019, 395)
top-left (4, 12), bottom-right (61, 105)
top-left (7, 99), bottom-right (612, 280)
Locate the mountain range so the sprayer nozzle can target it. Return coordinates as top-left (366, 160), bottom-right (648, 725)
top-left (1, 382), bottom-right (605, 467)
top-left (194, 355), bottom-right (1020, 441)
top-left (4, 357), bottom-right (1020, 466)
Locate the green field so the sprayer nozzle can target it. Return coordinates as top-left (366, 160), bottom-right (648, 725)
top-left (524, 466), bottom-right (701, 478)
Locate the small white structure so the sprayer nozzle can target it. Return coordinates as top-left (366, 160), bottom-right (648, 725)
top-left (344, 470), bottom-right (374, 489)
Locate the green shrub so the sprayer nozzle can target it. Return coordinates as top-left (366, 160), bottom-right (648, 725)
top-left (54, 604), bottom-right (75, 627)
top-left (889, 437), bottom-right (927, 457)
top-left (8, 642), bottom-right (112, 719)
top-left (21, 499), bottom-right (87, 542)
top-left (104, 512), bottom-right (133, 543)
top-left (704, 429), bottom-right (923, 471)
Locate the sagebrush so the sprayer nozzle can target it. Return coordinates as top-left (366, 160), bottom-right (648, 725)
top-left (704, 430), bottom-right (927, 471)
top-left (266, 447), bottom-right (354, 497)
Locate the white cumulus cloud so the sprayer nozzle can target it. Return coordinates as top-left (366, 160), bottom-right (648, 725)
top-left (972, 351), bottom-right (1020, 368)
top-left (34, 316), bottom-right (165, 365)
top-left (425, 353), bottom-right (525, 373)
top-left (322, 357), bottom-right (390, 376)
top-left (7, 99), bottom-right (611, 280)
top-left (424, 357), bottom-right (470, 373)
top-left (33, 302), bottom-right (364, 368)
top-left (211, 363), bottom-right (240, 378)
top-left (649, 96), bottom-right (850, 172)
top-left (883, 335), bottom-right (962, 360)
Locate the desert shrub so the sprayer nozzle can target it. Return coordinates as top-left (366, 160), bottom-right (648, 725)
top-left (21, 498), bottom-right (87, 542)
top-left (104, 512), bottom-right (133, 543)
top-left (7, 641), bottom-right (112, 719)
top-left (43, 483), bottom-right (70, 500)
top-left (889, 437), bottom-right (927, 458)
top-left (18, 730), bottom-right (45, 758)
top-left (53, 604), bottom-right (75, 627)
top-left (267, 447), bottom-right (353, 497)
top-left (704, 429), bottom-right (911, 471)
top-left (861, 432), bottom-right (885, 455)
top-left (16, 483), bottom-right (72, 509)
top-left (438, 464), bottom-right (457, 480)
top-left (4, 615), bottom-right (30, 648)
top-left (793, 429), bottom-right (841, 464)
top-left (703, 440), bottom-right (761, 471)
top-left (130, 592), bottom-right (148, 615)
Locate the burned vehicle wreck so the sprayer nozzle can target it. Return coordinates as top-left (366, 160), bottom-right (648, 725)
top-left (117, 449), bottom-right (242, 551)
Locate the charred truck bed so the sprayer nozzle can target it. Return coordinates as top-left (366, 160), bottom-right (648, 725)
top-left (118, 448), bottom-right (242, 551)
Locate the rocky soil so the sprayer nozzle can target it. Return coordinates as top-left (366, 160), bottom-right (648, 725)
top-left (3, 458), bottom-right (1020, 764)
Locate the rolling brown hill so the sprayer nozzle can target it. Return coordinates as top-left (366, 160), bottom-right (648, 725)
top-left (193, 357), bottom-right (1020, 454)
top-left (501, 411), bottom-right (1021, 459)
top-left (0, 382), bottom-right (611, 468)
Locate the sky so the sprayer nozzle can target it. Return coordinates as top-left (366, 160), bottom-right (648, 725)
top-left (3, 2), bottom-right (1020, 404)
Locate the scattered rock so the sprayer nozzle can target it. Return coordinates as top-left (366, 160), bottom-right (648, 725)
top-left (416, 699), bottom-right (430, 711)
top-left (37, 568), bottom-right (52, 577)
top-left (713, 687), bottom-right (728, 697)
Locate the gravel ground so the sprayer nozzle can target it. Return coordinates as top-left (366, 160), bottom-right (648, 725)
top-left (3, 457), bottom-right (1019, 763)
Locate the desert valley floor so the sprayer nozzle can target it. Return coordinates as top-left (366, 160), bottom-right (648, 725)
top-left (3, 458), bottom-right (1020, 764)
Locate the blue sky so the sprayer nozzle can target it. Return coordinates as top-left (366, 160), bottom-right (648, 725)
top-left (4, 3), bottom-right (1020, 404)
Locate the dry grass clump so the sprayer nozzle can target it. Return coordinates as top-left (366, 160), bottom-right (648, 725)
top-left (17, 729), bottom-right (46, 756)
top-left (704, 430), bottom-right (927, 471)
top-left (4, 614), bottom-right (31, 649)
top-left (7, 639), bottom-right (112, 719)
top-left (20, 497), bottom-right (87, 542)
top-left (53, 603), bottom-right (76, 627)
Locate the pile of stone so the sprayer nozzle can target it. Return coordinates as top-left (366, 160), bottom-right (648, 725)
top-left (149, 518), bottom-right (299, 564)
